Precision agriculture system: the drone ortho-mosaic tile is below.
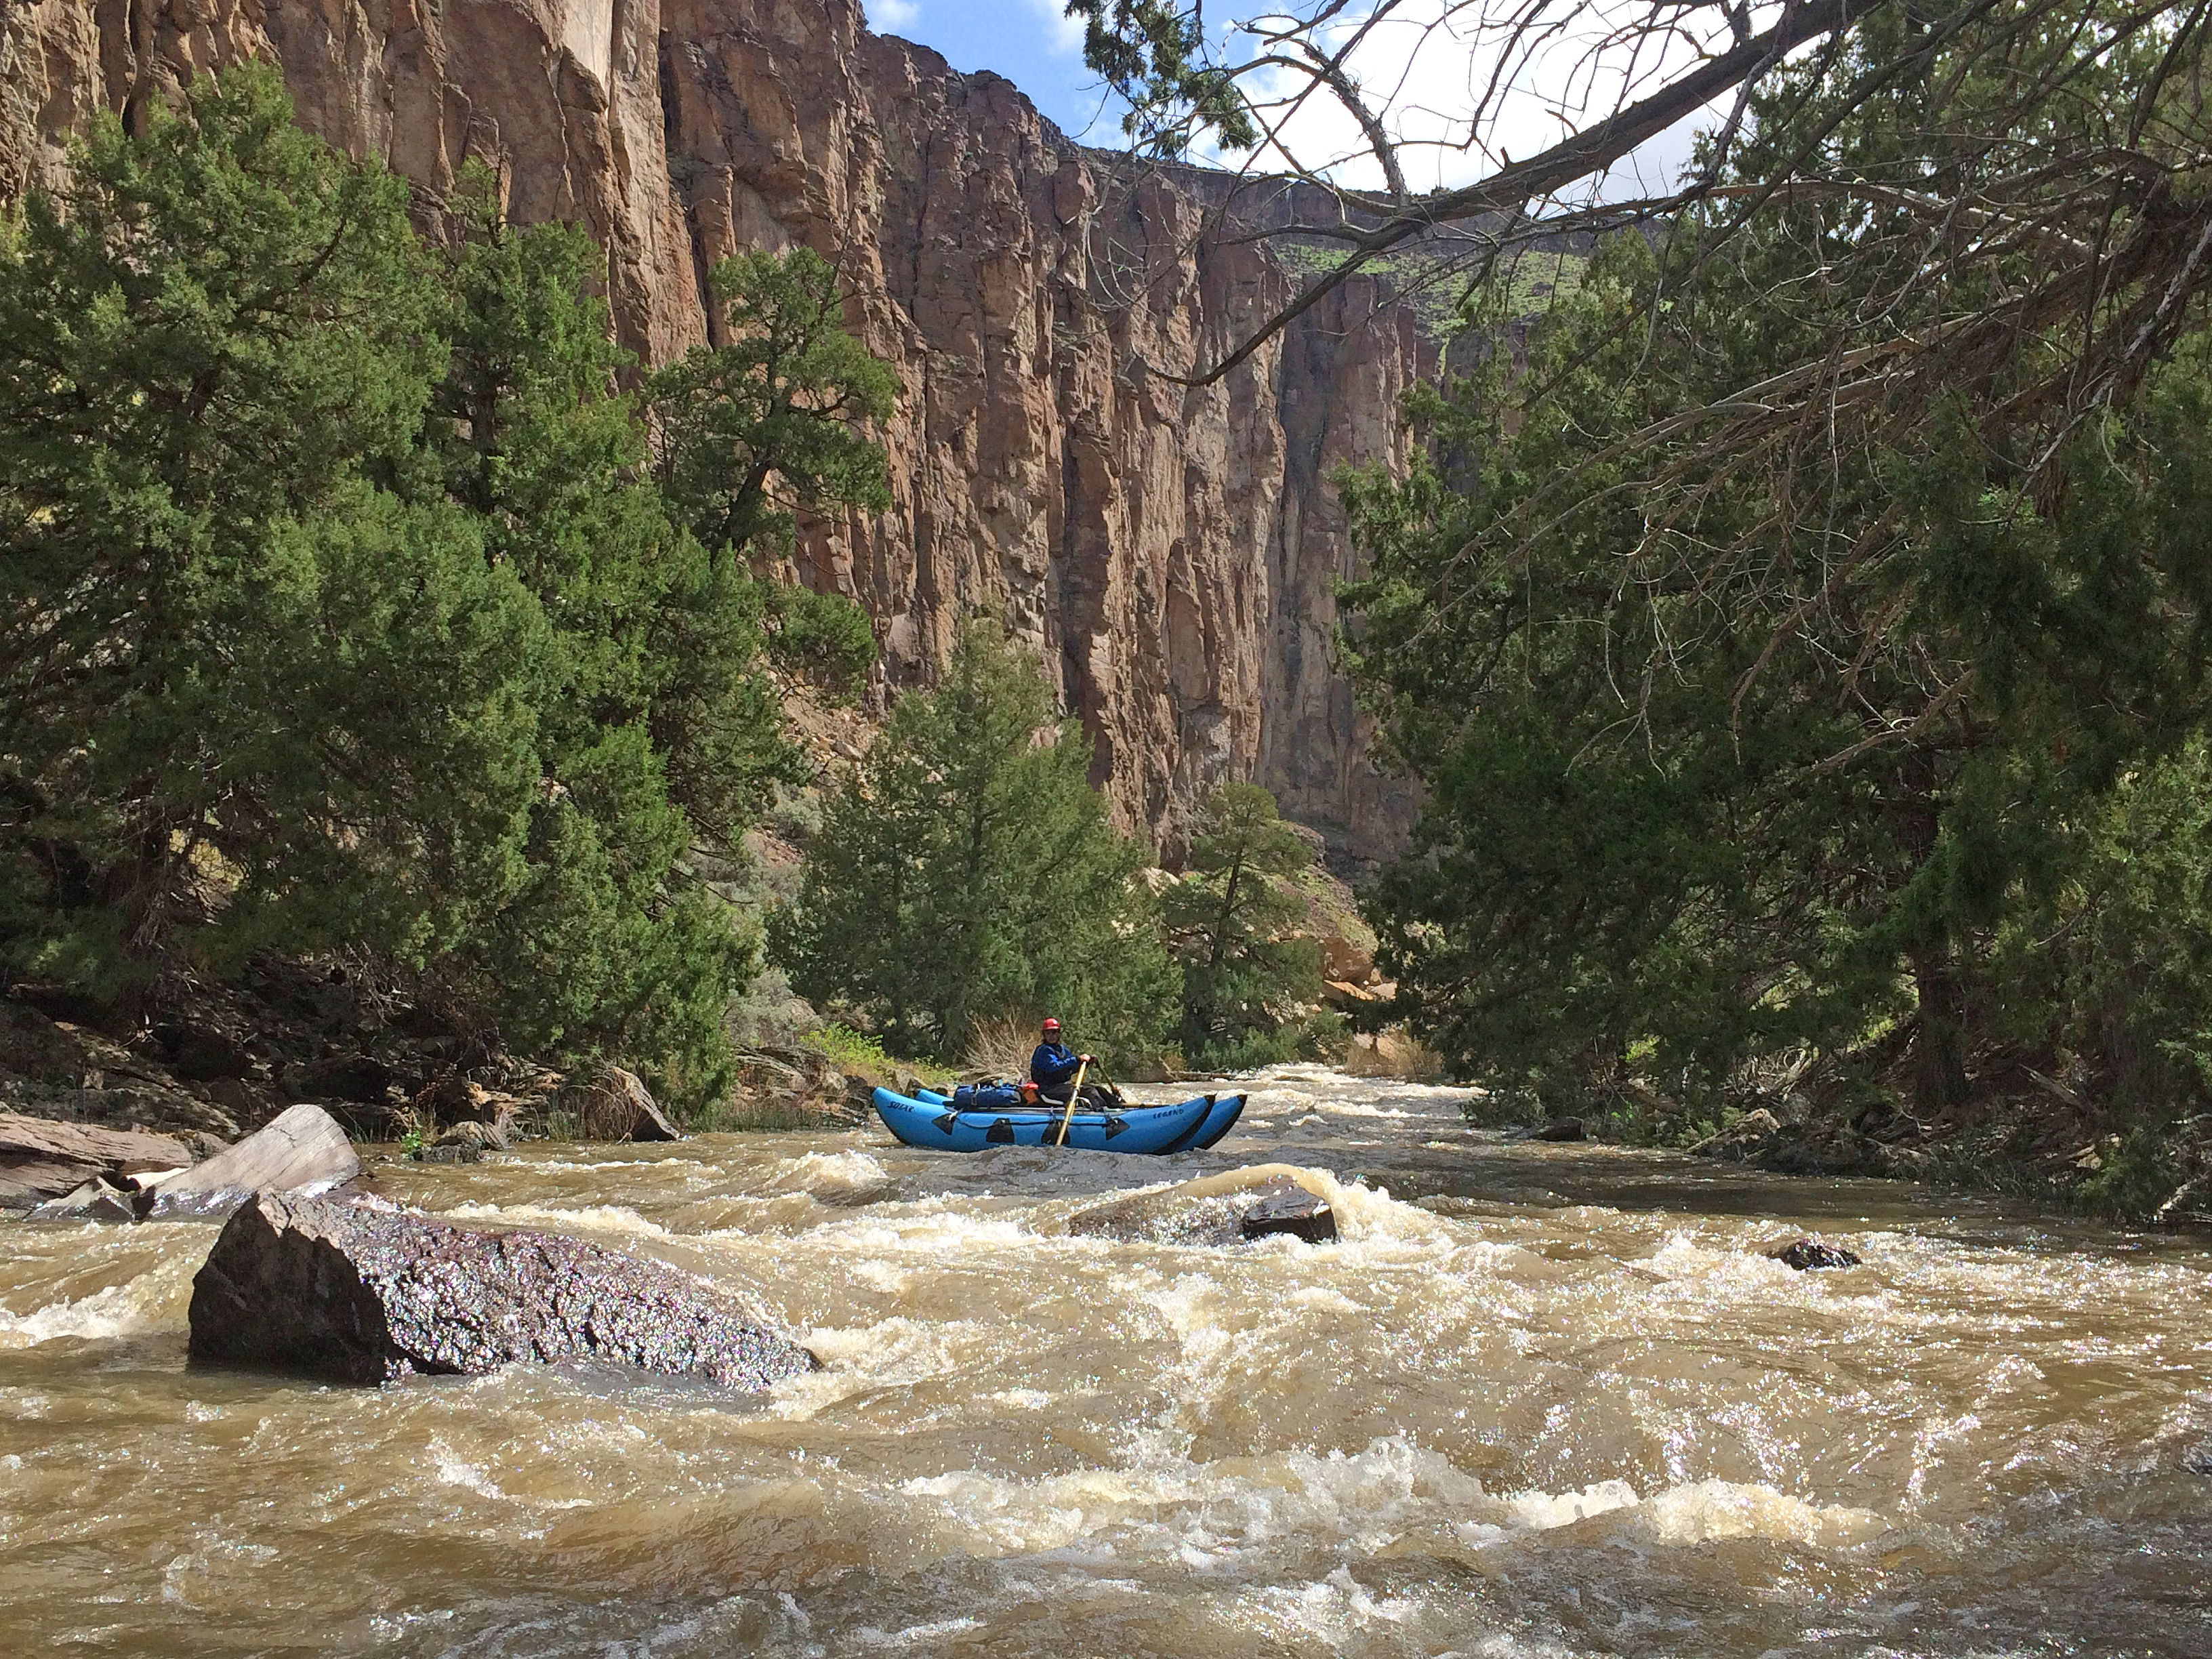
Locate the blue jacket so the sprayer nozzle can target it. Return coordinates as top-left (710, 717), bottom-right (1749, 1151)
top-left (1030, 1040), bottom-right (1080, 1086)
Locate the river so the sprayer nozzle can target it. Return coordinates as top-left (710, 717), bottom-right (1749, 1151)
top-left (2, 1065), bottom-right (2207, 1656)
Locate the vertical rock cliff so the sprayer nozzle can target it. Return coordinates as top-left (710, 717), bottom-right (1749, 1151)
top-left (0, 0), bottom-right (1429, 860)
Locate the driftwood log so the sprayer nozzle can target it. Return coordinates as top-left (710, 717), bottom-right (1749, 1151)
top-left (565, 1065), bottom-right (682, 1141)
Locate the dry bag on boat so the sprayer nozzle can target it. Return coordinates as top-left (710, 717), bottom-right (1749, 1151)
top-left (951, 1082), bottom-right (1024, 1110)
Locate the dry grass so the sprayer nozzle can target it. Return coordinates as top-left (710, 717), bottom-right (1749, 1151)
top-left (694, 1095), bottom-right (851, 1132)
top-left (960, 1015), bottom-right (1038, 1083)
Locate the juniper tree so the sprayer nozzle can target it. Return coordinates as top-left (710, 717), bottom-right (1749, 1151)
top-left (1342, 6), bottom-right (2212, 1118)
top-left (0, 66), bottom-right (520, 1000)
top-left (0, 70), bottom-right (896, 1113)
top-left (773, 623), bottom-right (1176, 1067)
top-left (647, 247), bottom-right (897, 560)
top-left (1164, 783), bottom-right (1326, 1066)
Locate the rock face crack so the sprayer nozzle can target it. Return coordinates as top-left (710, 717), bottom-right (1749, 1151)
top-left (188, 1191), bottom-right (819, 1389)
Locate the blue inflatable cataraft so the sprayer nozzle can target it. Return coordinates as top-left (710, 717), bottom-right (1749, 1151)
top-left (871, 1085), bottom-right (1246, 1155)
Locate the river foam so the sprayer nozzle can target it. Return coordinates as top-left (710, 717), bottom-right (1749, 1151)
top-left (2, 1065), bottom-right (2207, 1657)
top-left (0, 1255), bottom-right (196, 1347)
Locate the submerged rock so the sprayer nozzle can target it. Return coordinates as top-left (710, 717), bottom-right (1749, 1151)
top-left (187, 1191), bottom-right (819, 1389)
top-left (1069, 1167), bottom-right (1339, 1246)
top-left (435, 1118), bottom-right (508, 1153)
top-left (409, 1139), bottom-right (482, 1164)
top-left (1769, 1239), bottom-right (1864, 1271)
top-left (143, 1104), bottom-right (361, 1219)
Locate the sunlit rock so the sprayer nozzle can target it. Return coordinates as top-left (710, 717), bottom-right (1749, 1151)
top-left (28, 1175), bottom-right (140, 1223)
top-left (0, 1112), bottom-right (193, 1209)
top-left (188, 1191), bottom-right (819, 1388)
top-left (1069, 1167), bottom-right (1337, 1245)
top-left (143, 1104), bottom-right (361, 1219)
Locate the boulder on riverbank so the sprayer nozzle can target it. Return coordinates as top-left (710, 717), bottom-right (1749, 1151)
top-left (188, 1191), bottom-right (819, 1388)
top-left (143, 1103), bottom-right (361, 1219)
top-left (0, 1112), bottom-right (194, 1209)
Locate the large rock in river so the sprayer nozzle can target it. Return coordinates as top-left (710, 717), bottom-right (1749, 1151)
top-left (188, 1191), bottom-right (819, 1389)
top-left (1069, 1165), bottom-right (1340, 1246)
top-left (144, 1103), bottom-right (360, 1219)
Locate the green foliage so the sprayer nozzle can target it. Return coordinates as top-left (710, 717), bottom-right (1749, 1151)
top-left (773, 623), bottom-right (1177, 1067)
top-left (1340, 7), bottom-right (2212, 1119)
top-left (2074, 1128), bottom-right (2186, 1223)
top-left (0, 70), bottom-right (897, 1115)
top-left (0, 66), bottom-right (498, 994)
top-left (763, 584), bottom-right (877, 699)
top-left (799, 1021), bottom-right (950, 1086)
top-left (1164, 783), bottom-right (1328, 1065)
top-left (422, 167), bottom-right (812, 853)
top-left (1269, 239), bottom-right (1583, 339)
top-left (804, 1022), bottom-right (897, 1079)
top-left (1065, 1), bottom-right (1257, 157)
top-left (1987, 742), bottom-right (2212, 1116)
top-left (647, 247), bottom-right (896, 559)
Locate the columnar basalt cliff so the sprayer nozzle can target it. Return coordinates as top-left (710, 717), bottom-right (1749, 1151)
top-left (0, 0), bottom-right (1427, 859)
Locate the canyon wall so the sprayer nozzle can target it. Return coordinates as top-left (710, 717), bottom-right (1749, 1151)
top-left (0, 0), bottom-right (1428, 861)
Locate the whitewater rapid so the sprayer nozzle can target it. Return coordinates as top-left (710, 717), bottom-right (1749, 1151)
top-left (1, 1065), bottom-right (2207, 1655)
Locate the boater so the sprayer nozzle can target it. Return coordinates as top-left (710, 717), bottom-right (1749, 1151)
top-left (1030, 1017), bottom-right (1115, 1110)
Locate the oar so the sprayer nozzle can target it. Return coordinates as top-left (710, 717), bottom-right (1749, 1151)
top-left (1086, 1057), bottom-right (1128, 1107)
top-left (1050, 1057), bottom-right (1090, 1147)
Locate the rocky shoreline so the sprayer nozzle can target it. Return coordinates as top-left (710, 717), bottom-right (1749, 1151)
top-left (1477, 1084), bottom-right (2212, 1229)
top-left (0, 954), bottom-right (886, 1211)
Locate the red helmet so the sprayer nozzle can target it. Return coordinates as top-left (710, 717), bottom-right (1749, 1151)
top-left (1041, 1017), bottom-right (1061, 1032)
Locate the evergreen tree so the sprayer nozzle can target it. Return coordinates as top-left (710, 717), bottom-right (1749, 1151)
top-left (1987, 741), bottom-right (2212, 1125)
top-left (1164, 784), bottom-right (1325, 1065)
top-left (648, 247), bottom-right (897, 559)
top-left (1340, 9), bottom-right (2212, 1119)
top-left (424, 168), bottom-right (804, 848)
top-left (773, 623), bottom-right (1176, 1066)
top-left (0, 68), bottom-right (899, 1114)
top-left (0, 67), bottom-right (536, 1001)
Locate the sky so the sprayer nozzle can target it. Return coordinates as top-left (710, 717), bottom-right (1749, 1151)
top-left (863, 1), bottom-right (1720, 202)
top-left (863, 1), bottom-right (1130, 144)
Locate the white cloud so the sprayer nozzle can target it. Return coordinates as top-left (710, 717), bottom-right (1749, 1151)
top-left (872, 0), bottom-right (922, 30)
top-left (1024, 0), bottom-right (1088, 56)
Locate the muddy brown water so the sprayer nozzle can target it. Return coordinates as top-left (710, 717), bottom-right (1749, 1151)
top-left (2, 1065), bottom-right (2207, 1657)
